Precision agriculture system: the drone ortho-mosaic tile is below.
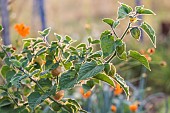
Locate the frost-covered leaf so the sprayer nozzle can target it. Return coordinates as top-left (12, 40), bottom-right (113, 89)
top-left (128, 50), bottom-right (151, 70)
top-left (78, 61), bottom-right (104, 81)
top-left (140, 22), bottom-right (156, 48)
top-left (130, 27), bottom-right (141, 40)
top-left (118, 3), bottom-right (132, 19)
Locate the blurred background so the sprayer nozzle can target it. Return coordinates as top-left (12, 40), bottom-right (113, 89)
top-left (0, 0), bottom-right (170, 113)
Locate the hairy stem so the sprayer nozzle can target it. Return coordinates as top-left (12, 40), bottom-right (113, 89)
top-left (6, 91), bottom-right (19, 107)
top-left (121, 23), bottom-right (131, 40)
top-left (111, 27), bottom-right (119, 39)
top-left (106, 51), bottom-right (116, 63)
top-left (19, 67), bottom-right (69, 112)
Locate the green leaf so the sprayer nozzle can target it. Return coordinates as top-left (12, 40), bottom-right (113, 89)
top-left (130, 27), bottom-right (141, 40)
top-left (21, 58), bottom-right (29, 67)
top-left (118, 3), bottom-right (132, 19)
top-left (115, 41), bottom-right (127, 60)
top-left (82, 80), bottom-right (95, 93)
top-left (63, 62), bottom-right (72, 70)
top-left (10, 59), bottom-right (22, 68)
top-left (104, 63), bottom-right (111, 75)
top-left (28, 92), bottom-right (49, 110)
top-left (100, 30), bottom-right (115, 58)
top-left (128, 50), bottom-right (151, 70)
top-left (14, 106), bottom-right (29, 113)
top-left (10, 74), bottom-right (22, 88)
top-left (4, 57), bottom-right (11, 66)
top-left (91, 40), bottom-right (100, 44)
top-left (113, 20), bottom-right (120, 28)
top-left (65, 35), bottom-right (72, 42)
top-left (35, 79), bottom-right (52, 92)
top-left (59, 70), bottom-right (77, 90)
top-left (88, 51), bottom-right (102, 59)
top-left (1, 65), bottom-right (11, 78)
top-left (117, 52), bottom-right (127, 61)
top-left (6, 70), bottom-right (16, 83)
top-left (116, 42), bottom-right (125, 55)
top-left (109, 64), bottom-right (116, 77)
top-left (78, 61), bottom-right (104, 81)
top-left (76, 43), bottom-right (86, 49)
top-left (0, 51), bottom-right (5, 59)
top-left (94, 73), bottom-right (115, 87)
top-left (114, 73), bottom-right (130, 99)
top-left (36, 47), bottom-right (47, 56)
top-left (54, 33), bottom-right (62, 42)
top-left (0, 25), bottom-right (3, 32)
top-left (64, 102), bottom-right (78, 113)
top-left (67, 99), bottom-right (81, 108)
top-left (135, 6), bottom-right (156, 15)
top-left (88, 37), bottom-right (92, 44)
top-left (103, 18), bottom-right (114, 27)
top-left (140, 22), bottom-right (156, 48)
top-left (48, 84), bottom-right (57, 96)
top-left (103, 18), bottom-right (119, 28)
top-left (51, 102), bottom-right (62, 111)
top-left (63, 35), bottom-right (72, 44)
top-left (0, 98), bottom-right (12, 108)
top-left (38, 27), bottom-right (51, 37)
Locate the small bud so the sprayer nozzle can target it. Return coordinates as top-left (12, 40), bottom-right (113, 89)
top-left (147, 48), bottom-right (155, 55)
top-left (12, 46), bottom-right (16, 50)
top-left (53, 90), bottom-right (64, 101)
top-left (139, 49), bottom-right (145, 54)
top-left (144, 54), bottom-right (152, 62)
top-left (84, 24), bottom-right (91, 30)
top-left (129, 17), bottom-right (138, 23)
top-left (160, 61), bottom-right (167, 67)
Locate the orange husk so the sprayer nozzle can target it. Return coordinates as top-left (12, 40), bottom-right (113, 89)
top-left (114, 83), bottom-right (123, 96)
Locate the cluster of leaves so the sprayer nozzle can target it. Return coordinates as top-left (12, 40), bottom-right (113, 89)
top-left (0, 3), bottom-right (156, 113)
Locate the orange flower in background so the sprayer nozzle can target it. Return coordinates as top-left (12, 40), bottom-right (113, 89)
top-left (79, 87), bottom-right (92, 99)
top-left (111, 105), bottom-right (117, 112)
top-left (140, 49), bottom-right (152, 62)
top-left (144, 54), bottom-right (152, 62)
top-left (114, 83), bottom-right (123, 96)
top-left (129, 104), bottom-right (138, 112)
top-left (147, 48), bottom-right (155, 55)
top-left (14, 23), bottom-right (30, 37)
top-left (139, 49), bottom-right (145, 54)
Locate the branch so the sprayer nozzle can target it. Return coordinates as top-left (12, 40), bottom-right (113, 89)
top-left (121, 23), bottom-right (131, 40)
top-left (105, 51), bottom-right (116, 63)
top-left (111, 27), bottom-right (119, 39)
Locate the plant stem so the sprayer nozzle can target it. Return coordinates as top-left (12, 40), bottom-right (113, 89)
top-left (20, 69), bottom-right (68, 110)
top-left (121, 23), bottom-right (131, 40)
top-left (111, 27), bottom-right (119, 39)
top-left (106, 52), bottom-right (116, 63)
top-left (6, 91), bottom-right (19, 107)
top-left (0, 45), bottom-right (9, 57)
top-left (105, 23), bottom-right (131, 63)
top-left (19, 67), bottom-right (70, 112)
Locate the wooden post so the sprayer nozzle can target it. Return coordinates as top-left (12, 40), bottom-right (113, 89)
top-left (0, 0), bottom-right (11, 45)
top-left (37, 0), bottom-right (46, 30)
